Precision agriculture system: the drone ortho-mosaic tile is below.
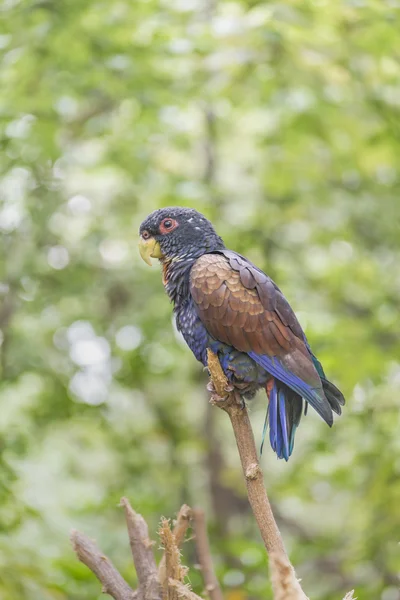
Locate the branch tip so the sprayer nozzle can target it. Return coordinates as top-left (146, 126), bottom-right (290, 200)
top-left (70, 528), bottom-right (134, 600)
top-left (121, 497), bottom-right (159, 598)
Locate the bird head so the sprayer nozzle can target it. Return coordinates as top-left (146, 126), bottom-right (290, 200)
top-left (139, 207), bottom-right (224, 266)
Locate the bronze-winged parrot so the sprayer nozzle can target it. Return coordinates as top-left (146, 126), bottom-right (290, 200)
top-left (139, 207), bottom-right (345, 460)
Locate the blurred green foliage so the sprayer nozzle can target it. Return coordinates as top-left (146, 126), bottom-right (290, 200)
top-left (0, 0), bottom-right (399, 599)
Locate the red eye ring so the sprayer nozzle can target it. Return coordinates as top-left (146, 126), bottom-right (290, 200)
top-left (159, 218), bottom-right (178, 234)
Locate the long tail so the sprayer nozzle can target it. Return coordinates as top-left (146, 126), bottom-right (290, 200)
top-left (261, 379), bottom-right (303, 461)
top-left (311, 354), bottom-right (345, 415)
top-left (260, 354), bottom-right (345, 461)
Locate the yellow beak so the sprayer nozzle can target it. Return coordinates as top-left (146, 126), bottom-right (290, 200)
top-left (138, 237), bottom-right (163, 266)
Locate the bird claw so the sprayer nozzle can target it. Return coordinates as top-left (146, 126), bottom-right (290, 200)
top-left (210, 393), bottom-right (228, 404)
top-left (207, 386), bottom-right (228, 404)
top-left (207, 380), bottom-right (230, 403)
top-left (207, 381), bottom-right (245, 409)
top-left (207, 380), bottom-right (234, 394)
top-left (233, 390), bottom-right (246, 409)
top-left (206, 381), bottom-right (216, 394)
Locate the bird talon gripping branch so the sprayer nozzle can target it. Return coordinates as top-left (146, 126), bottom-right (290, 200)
top-left (206, 381), bottom-right (216, 394)
top-left (139, 207), bottom-right (345, 460)
top-left (209, 392), bottom-right (229, 405)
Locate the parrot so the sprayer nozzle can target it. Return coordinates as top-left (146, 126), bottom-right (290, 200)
top-left (139, 207), bottom-right (345, 460)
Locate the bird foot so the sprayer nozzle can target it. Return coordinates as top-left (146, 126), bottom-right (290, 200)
top-left (207, 380), bottom-right (234, 403)
top-left (207, 380), bottom-right (245, 409)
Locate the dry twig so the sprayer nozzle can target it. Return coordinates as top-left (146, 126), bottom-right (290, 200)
top-left (159, 505), bottom-right (192, 587)
top-left (172, 505), bottom-right (193, 547)
top-left (120, 497), bottom-right (161, 600)
top-left (71, 530), bottom-right (135, 600)
top-left (70, 504), bottom-right (198, 600)
top-left (159, 518), bottom-right (189, 600)
top-left (192, 508), bottom-right (223, 600)
top-left (71, 494), bottom-right (352, 600)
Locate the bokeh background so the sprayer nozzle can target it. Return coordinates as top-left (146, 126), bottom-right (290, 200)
top-left (1, 1), bottom-right (400, 599)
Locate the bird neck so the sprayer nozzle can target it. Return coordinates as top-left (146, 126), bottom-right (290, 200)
top-left (162, 237), bottom-right (226, 307)
top-left (161, 255), bottom-right (194, 307)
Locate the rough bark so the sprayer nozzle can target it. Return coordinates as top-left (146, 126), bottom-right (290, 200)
top-left (71, 530), bottom-right (135, 600)
top-left (120, 497), bottom-right (161, 600)
top-left (159, 505), bottom-right (192, 588)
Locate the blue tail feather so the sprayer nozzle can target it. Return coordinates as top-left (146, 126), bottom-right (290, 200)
top-left (269, 384), bottom-right (278, 451)
top-left (278, 388), bottom-right (290, 461)
top-left (289, 406), bottom-right (301, 455)
top-left (264, 380), bottom-right (303, 461)
top-left (311, 353), bottom-right (345, 415)
top-left (249, 352), bottom-right (333, 426)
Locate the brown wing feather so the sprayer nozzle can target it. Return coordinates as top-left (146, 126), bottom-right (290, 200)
top-left (190, 253), bottom-right (304, 358)
top-left (190, 252), bottom-right (340, 426)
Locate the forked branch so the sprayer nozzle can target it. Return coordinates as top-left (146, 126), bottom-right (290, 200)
top-left (71, 501), bottom-right (217, 600)
top-left (71, 494), bottom-right (354, 600)
top-left (159, 504), bottom-right (192, 589)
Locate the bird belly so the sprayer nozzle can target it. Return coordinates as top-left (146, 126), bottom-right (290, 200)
top-left (175, 300), bottom-right (210, 365)
top-left (209, 342), bottom-right (270, 399)
top-left (175, 300), bottom-right (270, 398)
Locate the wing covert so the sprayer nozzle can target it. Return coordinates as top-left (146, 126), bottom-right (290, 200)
top-left (190, 252), bottom-right (302, 358)
top-left (190, 251), bottom-right (333, 423)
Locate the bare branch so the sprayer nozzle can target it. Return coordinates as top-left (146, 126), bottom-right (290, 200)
top-left (206, 350), bottom-right (308, 599)
top-left (159, 505), bottom-right (192, 587)
top-left (159, 518), bottom-right (188, 600)
top-left (343, 592), bottom-right (357, 600)
top-left (172, 505), bottom-right (193, 547)
top-left (206, 350), bottom-right (228, 399)
top-left (71, 530), bottom-right (135, 600)
top-left (120, 498), bottom-right (161, 600)
top-left (206, 350), bottom-right (286, 556)
top-left (269, 552), bottom-right (309, 600)
top-left (192, 508), bottom-right (223, 600)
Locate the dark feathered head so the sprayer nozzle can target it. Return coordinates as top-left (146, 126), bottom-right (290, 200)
top-left (139, 207), bottom-right (224, 266)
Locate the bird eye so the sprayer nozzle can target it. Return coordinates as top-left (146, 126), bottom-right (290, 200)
top-left (142, 230), bottom-right (150, 240)
top-left (160, 218), bottom-right (178, 234)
